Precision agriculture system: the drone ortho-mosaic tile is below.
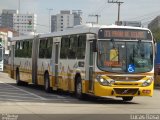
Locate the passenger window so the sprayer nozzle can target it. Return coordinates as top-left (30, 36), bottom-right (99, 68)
top-left (60, 34), bottom-right (86, 59)
top-left (77, 34), bottom-right (86, 59)
top-left (60, 36), bottom-right (70, 59)
top-left (15, 39), bottom-right (33, 58)
top-left (68, 35), bottom-right (77, 59)
top-left (39, 38), bottom-right (53, 58)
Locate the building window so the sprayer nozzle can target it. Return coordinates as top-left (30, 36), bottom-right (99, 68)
top-left (28, 16), bottom-right (32, 18)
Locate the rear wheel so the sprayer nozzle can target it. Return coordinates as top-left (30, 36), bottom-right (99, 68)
top-left (44, 73), bottom-right (51, 93)
top-left (122, 96), bottom-right (133, 102)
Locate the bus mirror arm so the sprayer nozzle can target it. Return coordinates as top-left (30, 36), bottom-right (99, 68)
top-left (92, 39), bottom-right (97, 52)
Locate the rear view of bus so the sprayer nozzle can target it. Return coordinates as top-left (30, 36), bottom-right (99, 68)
top-left (94, 26), bottom-right (154, 101)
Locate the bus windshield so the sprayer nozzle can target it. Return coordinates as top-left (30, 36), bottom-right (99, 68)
top-left (97, 40), bottom-right (153, 73)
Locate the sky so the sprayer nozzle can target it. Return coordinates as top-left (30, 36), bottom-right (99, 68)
top-left (1, 0), bottom-right (160, 33)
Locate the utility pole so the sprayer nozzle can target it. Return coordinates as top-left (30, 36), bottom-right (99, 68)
top-left (18, 0), bottom-right (21, 36)
top-left (47, 8), bottom-right (53, 33)
top-left (18, 0), bottom-right (20, 14)
top-left (108, 0), bottom-right (124, 25)
top-left (89, 14), bottom-right (101, 24)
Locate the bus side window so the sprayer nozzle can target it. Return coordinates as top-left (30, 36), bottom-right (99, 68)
top-left (38, 38), bottom-right (52, 59)
top-left (15, 41), bottom-right (21, 57)
top-left (15, 41), bottom-right (18, 57)
top-left (20, 41), bottom-right (23, 50)
top-left (45, 38), bottom-right (53, 58)
top-left (68, 35), bottom-right (77, 59)
top-left (60, 36), bottom-right (69, 59)
top-left (39, 39), bottom-right (45, 58)
top-left (28, 39), bottom-right (32, 58)
top-left (23, 41), bottom-right (27, 57)
top-left (77, 34), bottom-right (86, 59)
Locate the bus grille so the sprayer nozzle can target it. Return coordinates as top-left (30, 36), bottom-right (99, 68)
top-left (113, 88), bottom-right (138, 95)
top-left (108, 76), bottom-right (144, 81)
top-left (114, 83), bottom-right (138, 86)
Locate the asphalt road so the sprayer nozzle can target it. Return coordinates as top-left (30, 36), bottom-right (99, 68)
top-left (0, 72), bottom-right (160, 120)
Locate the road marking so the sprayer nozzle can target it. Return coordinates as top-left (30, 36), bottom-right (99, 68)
top-left (46, 94), bottom-right (66, 99)
top-left (0, 94), bottom-right (41, 99)
top-left (0, 80), bottom-right (75, 102)
top-left (0, 91), bottom-right (31, 95)
top-left (0, 98), bottom-right (39, 102)
top-left (0, 87), bottom-right (26, 91)
top-left (0, 81), bottom-right (47, 100)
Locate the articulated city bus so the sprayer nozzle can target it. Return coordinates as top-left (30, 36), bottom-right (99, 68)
top-left (9, 24), bottom-right (155, 101)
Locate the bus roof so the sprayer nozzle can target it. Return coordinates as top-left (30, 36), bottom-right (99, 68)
top-left (11, 24), bottom-right (150, 41)
top-left (11, 35), bottom-right (34, 41)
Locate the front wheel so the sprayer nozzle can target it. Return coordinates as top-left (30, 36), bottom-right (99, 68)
top-left (122, 96), bottom-right (133, 102)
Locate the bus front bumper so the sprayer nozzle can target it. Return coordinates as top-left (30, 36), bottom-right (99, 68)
top-left (94, 82), bottom-right (153, 97)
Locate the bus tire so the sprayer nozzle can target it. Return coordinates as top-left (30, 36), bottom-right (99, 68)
top-left (122, 96), bottom-right (133, 102)
top-left (75, 77), bottom-right (84, 99)
top-left (44, 73), bottom-right (51, 93)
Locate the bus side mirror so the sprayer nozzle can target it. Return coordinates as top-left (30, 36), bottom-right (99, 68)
top-left (92, 39), bottom-right (97, 52)
top-left (155, 42), bottom-right (157, 55)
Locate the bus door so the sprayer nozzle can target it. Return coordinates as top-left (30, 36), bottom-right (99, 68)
top-left (88, 41), bottom-right (94, 91)
top-left (54, 42), bottom-right (60, 87)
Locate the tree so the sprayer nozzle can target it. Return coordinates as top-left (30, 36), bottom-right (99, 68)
top-left (150, 28), bottom-right (160, 42)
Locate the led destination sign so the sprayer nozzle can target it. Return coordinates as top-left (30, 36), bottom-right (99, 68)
top-left (98, 29), bottom-right (152, 40)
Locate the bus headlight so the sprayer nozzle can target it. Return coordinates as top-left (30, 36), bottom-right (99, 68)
top-left (142, 77), bottom-right (153, 87)
top-left (96, 76), bottom-right (114, 86)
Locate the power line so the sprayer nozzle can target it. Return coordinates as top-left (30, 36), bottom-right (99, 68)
top-left (87, 0), bottom-right (107, 24)
top-left (18, 0), bottom-right (21, 36)
top-left (87, 0), bottom-right (113, 25)
top-left (94, 1), bottom-right (108, 14)
top-left (89, 0), bottom-right (106, 15)
top-left (47, 8), bottom-right (53, 33)
top-left (124, 10), bottom-right (160, 27)
top-left (126, 10), bottom-right (160, 21)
